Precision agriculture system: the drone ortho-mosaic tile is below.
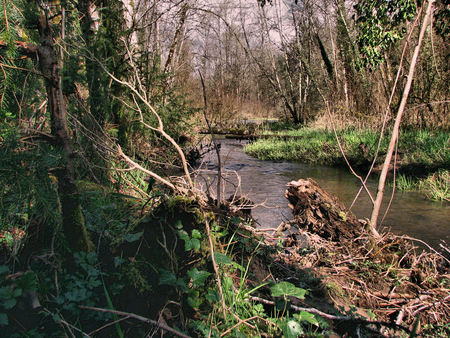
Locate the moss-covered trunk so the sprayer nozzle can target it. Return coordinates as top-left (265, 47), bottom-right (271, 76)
top-left (37, 12), bottom-right (93, 253)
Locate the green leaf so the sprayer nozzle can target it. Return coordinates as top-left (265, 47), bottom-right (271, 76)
top-left (177, 230), bottom-right (189, 241)
top-left (3, 298), bottom-right (17, 309)
top-left (124, 232), bottom-right (144, 242)
top-left (190, 238), bottom-right (201, 251)
top-left (114, 256), bottom-right (127, 268)
top-left (174, 220), bottom-right (183, 229)
top-left (206, 289), bottom-right (220, 303)
top-left (191, 229), bottom-right (201, 239)
top-left (12, 288), bottom-right (22, 298)
top-left (187, 289), bottom-right (202, 308)
top-left (180, 231), bottom-right (200, 251)
top-left (175, 277), bottom-right (189, 293)
top-left (52, 313), bottom-right (62, 323)
top-left (271, 282), bottom-right (306, 300)
top-left (16, 272), bottom-right (37, 290)
top-left (158, 270), bottom-right (177, 286)
top-left (0, 313), bottom-right (8, 325)
top-left (213, 252), bottom-right (232, 265)
top-left (280, 319), bottom-right (303, 338)
top-left (0, 266), bottom-right (9, 275)
top-left (0, 286), bottom-right (12, 299)
top-left (293, 311), bottom-right (319, 327)
top-left (188, 268), bottom-right (211, 288)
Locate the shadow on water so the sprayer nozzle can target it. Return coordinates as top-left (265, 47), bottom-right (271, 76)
top-left (195, 139), bottom-right (450, 249)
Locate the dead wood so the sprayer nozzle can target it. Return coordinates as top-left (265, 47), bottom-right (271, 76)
top-left (286, 178), bottom-right (366, 243)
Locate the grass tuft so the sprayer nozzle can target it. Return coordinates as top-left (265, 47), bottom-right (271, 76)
top-left (422, 169), bottom-right (450, 202)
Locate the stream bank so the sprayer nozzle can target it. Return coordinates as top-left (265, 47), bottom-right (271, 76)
top-left (196, 138), bottom-right (450, 250)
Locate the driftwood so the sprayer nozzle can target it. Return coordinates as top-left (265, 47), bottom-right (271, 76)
top-left (285, 178), bottom-right (366, 243)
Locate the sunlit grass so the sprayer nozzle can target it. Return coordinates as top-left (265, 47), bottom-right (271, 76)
top-left (390, 174), bottom-right (418, 191)
top-left (421, 169), bottom-right (450, 202)
top-left (245, 127), bottom-right (383, 166)
top-left (245, 124), bottom-right (450, 201)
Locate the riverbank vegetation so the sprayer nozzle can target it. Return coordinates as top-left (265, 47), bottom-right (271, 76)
top-left (1, 0), bottom-right (450, 337)
top-left (245, 125), bottom-right (450, 201)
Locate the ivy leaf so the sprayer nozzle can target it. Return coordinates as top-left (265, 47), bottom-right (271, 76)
top-left (174, 220), bottom-right (183, 229)
top-left (187, 289), bottom-right (201, 308)
top-left (124, 232), bottom-right (144, 243)
top-left (158, 270), bottom-right (177, 286)
top-left (293, 311), bottom-right (319, 327)
top-left (280, 319), bottom-right (303, 338)
top-left (271, 281), bottom-right (306, 300)
top-left (206, 289), bottom-right (220, 303)
top-left (114, 256), bottom-right (127, 268)
top-left (213, 252), bottom-right (232, 265)
top-left (177, 229), bottom-right (189, 239)
top-left (191, 229), bottom-right (201, 239)
top-left (189, 238), bottom-right (201, 251)
top-left (176, 276), bottom-right (189, 293)
top-left (52, 313), bottom-right (62, 323)
top-left (188, 268), bottom-right (211, 288)
top-left (179, 230), bottom-right (200, 251)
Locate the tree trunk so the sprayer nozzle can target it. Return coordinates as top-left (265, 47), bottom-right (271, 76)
top-left (370, 0), bottom-right (435, 228)
top-left (79, 0), bottom-right (100, 120)
top-left (37, 12), bottom-right (93, 253)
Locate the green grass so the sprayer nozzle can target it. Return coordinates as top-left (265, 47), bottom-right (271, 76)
top-left (421, 169), bottom-right (450, 201)
top-left (245, 125), bottom-right (450, 201)
top-left (391, 174), bottom-right (418, 191)
top-left (245, 127), bottom-right (383, 166)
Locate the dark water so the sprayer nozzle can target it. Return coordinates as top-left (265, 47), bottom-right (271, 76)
top-left (196, 139), bottom-right (450, 249)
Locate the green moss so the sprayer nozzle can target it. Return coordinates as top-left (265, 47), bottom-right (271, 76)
top-left (65, 205), bottom-right (94, 253)
top-left (76, 180), bottom-right (109, 193)
top-left (167, 195), bottom-right (197, 210)
top-left (325, 282), bottom-right (345, 299)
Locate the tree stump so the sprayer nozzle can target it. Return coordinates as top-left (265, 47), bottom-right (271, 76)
top-left (285, 178), bottom-right (366, 243)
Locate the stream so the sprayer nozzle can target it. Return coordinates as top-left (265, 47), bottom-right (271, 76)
top-left (196, 139), bottom-right (450, 249)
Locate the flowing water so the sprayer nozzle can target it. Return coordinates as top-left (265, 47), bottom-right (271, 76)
top-left (196, 139), bottom-right (450, 249)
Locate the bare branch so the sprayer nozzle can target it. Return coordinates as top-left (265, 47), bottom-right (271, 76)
top-left (78, 306), bottom-right (192, 338)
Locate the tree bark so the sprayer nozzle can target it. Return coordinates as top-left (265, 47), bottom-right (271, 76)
top-left (370, 0), bottom-right (435, 228)
top-left (37, 12), bottom-right (93, 253)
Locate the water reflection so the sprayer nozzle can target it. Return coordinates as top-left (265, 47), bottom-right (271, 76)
top-left (195, 139), bottom-right (450, 249)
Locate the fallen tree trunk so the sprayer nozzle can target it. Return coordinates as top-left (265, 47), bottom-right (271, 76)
top-left (286, 178), bottom-right (366, 243)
